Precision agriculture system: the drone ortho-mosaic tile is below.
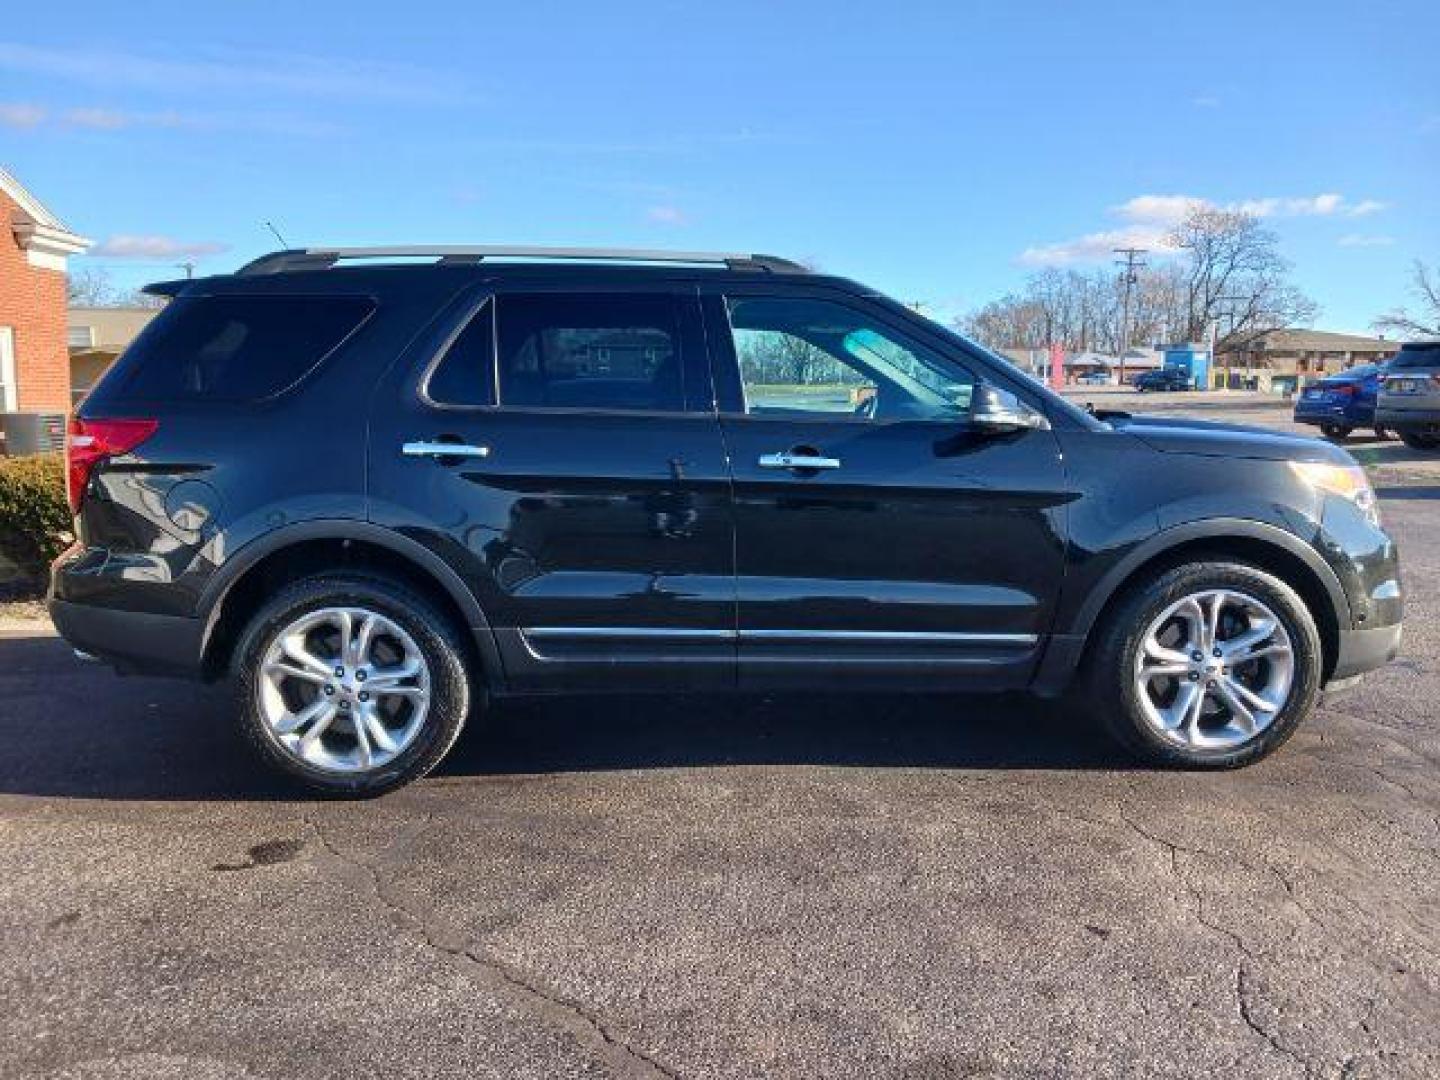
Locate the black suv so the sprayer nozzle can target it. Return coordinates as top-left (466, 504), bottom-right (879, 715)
top-left (1133, 367), bottom-right (1194, 392)
top-left (51, 247), bottom-right (1403, 795)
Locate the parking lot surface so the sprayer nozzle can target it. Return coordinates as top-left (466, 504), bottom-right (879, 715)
top-left (3, 411), bottom-right (1438, 1078)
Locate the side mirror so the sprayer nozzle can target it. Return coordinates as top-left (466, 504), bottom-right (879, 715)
top-left (969, 383), bottom-right (1050, 433)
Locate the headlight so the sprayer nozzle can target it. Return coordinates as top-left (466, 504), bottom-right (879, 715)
top-left (1289, 461), bottom-right (1380, 527)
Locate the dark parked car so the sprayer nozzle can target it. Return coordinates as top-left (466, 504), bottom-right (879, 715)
top-left (1133, 367), bottom-right (1194, 392)
top-left (51, 247), bottom-right (1403, 795)
top-left (1374, 341), bottom-right (1440, 449)
top-left (1293, 363), bottom-right (1390, 440)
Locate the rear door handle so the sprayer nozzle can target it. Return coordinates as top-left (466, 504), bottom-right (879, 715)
top-left (402, 440), bottom-right (491, 460)
top-left (758, 452), bottom-right (841, 471)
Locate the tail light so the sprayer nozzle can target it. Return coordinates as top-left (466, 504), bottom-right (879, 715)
top-left (66, 417), bottom-right (158, 514)
top-left (1331, 384), bottom-right (1356, 398)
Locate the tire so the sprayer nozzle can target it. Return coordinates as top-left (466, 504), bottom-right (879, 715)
top-left (1373, 427), bottom-right (1390, 441)
top-left (1399, 430), bottom-right (1440, 450)
top-left (1086, 561), bottom-right (1322, 770)
top-left (1319, 422), bottom-right (1352, 441)
top-left (233, 574), bottom-right (474, 797)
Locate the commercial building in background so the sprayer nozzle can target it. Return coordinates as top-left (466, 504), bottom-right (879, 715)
top-left (68, 306), bottom-right (159, 406)
top-left (1217, 328), bottom-right (1399, 393)
top-left (0, 165), bottom-right (90, 416)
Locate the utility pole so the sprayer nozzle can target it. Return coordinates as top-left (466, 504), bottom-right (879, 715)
top-left (1114, 247), bottom-right (1147, 384)
top-left (176, 261), bottom-right (196, 279)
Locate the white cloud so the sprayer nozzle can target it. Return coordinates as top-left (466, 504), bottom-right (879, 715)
top-left (646, 205), bottom-right (689, 225)
top-left (1338, 234), bottom-right (1396, 248)
top-left (1024, 190), bottom-right (1390, 266)
top-left (0, 101), bottom-right (338, 137)
top-left (0, 101), bottom-right (45, 127)
top-left (1114, 195), bottom-right (1209, 225)
top-left (0, 40), bottom-right (478, 106)
top-left (1019, 226), bottom-right (1177, 267)
top-left (90, 235), bottom-right (229, 259)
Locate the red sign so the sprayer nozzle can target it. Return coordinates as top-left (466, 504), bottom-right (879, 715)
top-left (1049, 344), bottom-right (1065, 390)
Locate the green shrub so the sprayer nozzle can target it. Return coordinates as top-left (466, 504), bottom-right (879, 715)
top-left (0, 453), bottom-right (71, 584)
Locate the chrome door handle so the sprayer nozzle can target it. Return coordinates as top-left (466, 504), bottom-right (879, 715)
top-left (402, 440), bottom-right (491, 459)
top-left (758, 452), bottom-right (841, 470)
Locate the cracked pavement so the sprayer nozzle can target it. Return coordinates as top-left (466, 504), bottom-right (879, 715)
top-left (1, 489), bottom-right (1437, 1078)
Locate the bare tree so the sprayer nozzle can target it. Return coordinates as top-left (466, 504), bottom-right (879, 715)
top-left (66, 267), bottom-right (167, 309)
top-left (960, 208), bottom-right (1316, 358)
top-left (1373, 261), bottom-right (1440, 339)
top-left (1169, 208), bottom-right (1316, 347)
top-left (67, 268), bottom-right (118, 306)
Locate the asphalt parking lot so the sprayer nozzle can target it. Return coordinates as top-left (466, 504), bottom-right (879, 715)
top-left (3, 401), bottom-right (1438, 1078)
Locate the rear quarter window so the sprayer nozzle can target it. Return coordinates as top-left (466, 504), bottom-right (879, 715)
top-left (93, 294), bottom-right (375, 404)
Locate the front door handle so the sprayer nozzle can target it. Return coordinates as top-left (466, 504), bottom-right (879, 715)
top-left (758, 451), bottom-right (841, 471)
top-left (402, 440), bottom-right (491, 460)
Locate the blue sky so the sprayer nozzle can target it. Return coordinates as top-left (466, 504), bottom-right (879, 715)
top-left (2, 0), bottom-right (1436, 331)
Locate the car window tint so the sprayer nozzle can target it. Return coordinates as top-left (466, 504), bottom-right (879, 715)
top-left (1389, 347), bottom-right (1440, 370)
top-left (726, 296), bottom-right (972, 420)
top-left (425, 300), bottom-right (494, 407)
top-left (107, 295), bottom-right (373, 403)
top-left (495, 294), bottom-right (685, 411)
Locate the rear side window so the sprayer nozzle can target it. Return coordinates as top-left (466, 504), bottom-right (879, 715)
top-left (424, 299), bottom-right (494, 408)
top-left (104, 295), bottom-right (374, 403)
top-left (495, 294), bottom-right (685, 411)
top-left (1389, 345), bottom-right (1440, 370)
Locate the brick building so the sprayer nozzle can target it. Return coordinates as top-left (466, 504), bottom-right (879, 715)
top-left (0, 166), bottom-right (91, 413)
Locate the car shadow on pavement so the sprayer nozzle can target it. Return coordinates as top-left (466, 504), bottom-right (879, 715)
top-left (1374, 485), bottom-right (1440, 501)
top-left (0, 628), bottom-right (1127, 803)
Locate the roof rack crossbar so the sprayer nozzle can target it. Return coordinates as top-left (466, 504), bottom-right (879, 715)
top-left (236, 246), bottom-right (808, 276)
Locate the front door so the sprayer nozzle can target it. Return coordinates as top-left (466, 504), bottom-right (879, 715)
top-left (368, 285), bottom-right (736, 691)
top-left (700, 286), bottom-right (1068, 689)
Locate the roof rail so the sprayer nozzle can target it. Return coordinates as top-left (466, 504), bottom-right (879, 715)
top-left (236, 246), bottom-right (808, 276)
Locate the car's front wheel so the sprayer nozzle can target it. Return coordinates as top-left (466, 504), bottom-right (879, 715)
top-left (1088, 561), bottom-right (1322, 769)
top-left (1373, 427), bottom-right (1391, 440)
top-left (233, 574), bottom-right (473, 796)
top-left (1320, 422), bottom-right (1353, 440)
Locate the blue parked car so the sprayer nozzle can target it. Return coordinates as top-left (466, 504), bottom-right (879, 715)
top-left (1293, 363), bottom-right (1391, 441)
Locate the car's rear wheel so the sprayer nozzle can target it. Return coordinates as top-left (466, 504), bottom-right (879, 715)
top-left (1088, 561), bottom-right (1322, 769)
top-left (1320, 422), bottom-right (1352, 440)
top-left (233, 574), bottom-right (473, 796)
top-left (1399, 429), bottom-right (1440, 450)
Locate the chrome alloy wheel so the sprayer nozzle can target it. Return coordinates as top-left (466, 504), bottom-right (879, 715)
top-left (257, 606), bottom-right (431, 774)
top-left (1133, 589), bottom-right (1295, 750)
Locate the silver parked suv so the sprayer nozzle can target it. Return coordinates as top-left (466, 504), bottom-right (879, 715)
top-left (1375, 341), bottom-right (1440, 449)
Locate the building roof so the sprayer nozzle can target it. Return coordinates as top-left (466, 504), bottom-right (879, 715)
top-left (1, 164), bottom-right (91, 270)
top-left (1246, 328), bottom-right (1397, 354)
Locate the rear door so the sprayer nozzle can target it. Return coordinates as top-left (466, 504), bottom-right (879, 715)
top-left (367, 283), bottom-right (736, 691)
top-left (700, 283), bottom-right (1069, 690)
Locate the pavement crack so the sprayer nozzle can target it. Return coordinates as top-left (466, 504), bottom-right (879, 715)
top-left (1238, 964), bottom-right (1313, 1078)
top-left (303, 812), bottom-right (675, 1079)
top-left (1116, 809), bottom-right (1317, 1076)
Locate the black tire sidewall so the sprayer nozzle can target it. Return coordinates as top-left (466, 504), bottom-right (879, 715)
top-left (233, 575), bottom-right (472, 796)
top-left (1093, 562), bottom-right (1323, 769)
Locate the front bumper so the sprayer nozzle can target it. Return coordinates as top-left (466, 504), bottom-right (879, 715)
top-left (1330, 621), bottom-right (1403, 683)
top-left (49, 598), bottom-right (204, 678)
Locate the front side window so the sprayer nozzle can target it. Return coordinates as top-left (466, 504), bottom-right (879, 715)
top-left (727, 297), bottom-right (973, 420)
top-left (495, 294), bottom-right (685, 411)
